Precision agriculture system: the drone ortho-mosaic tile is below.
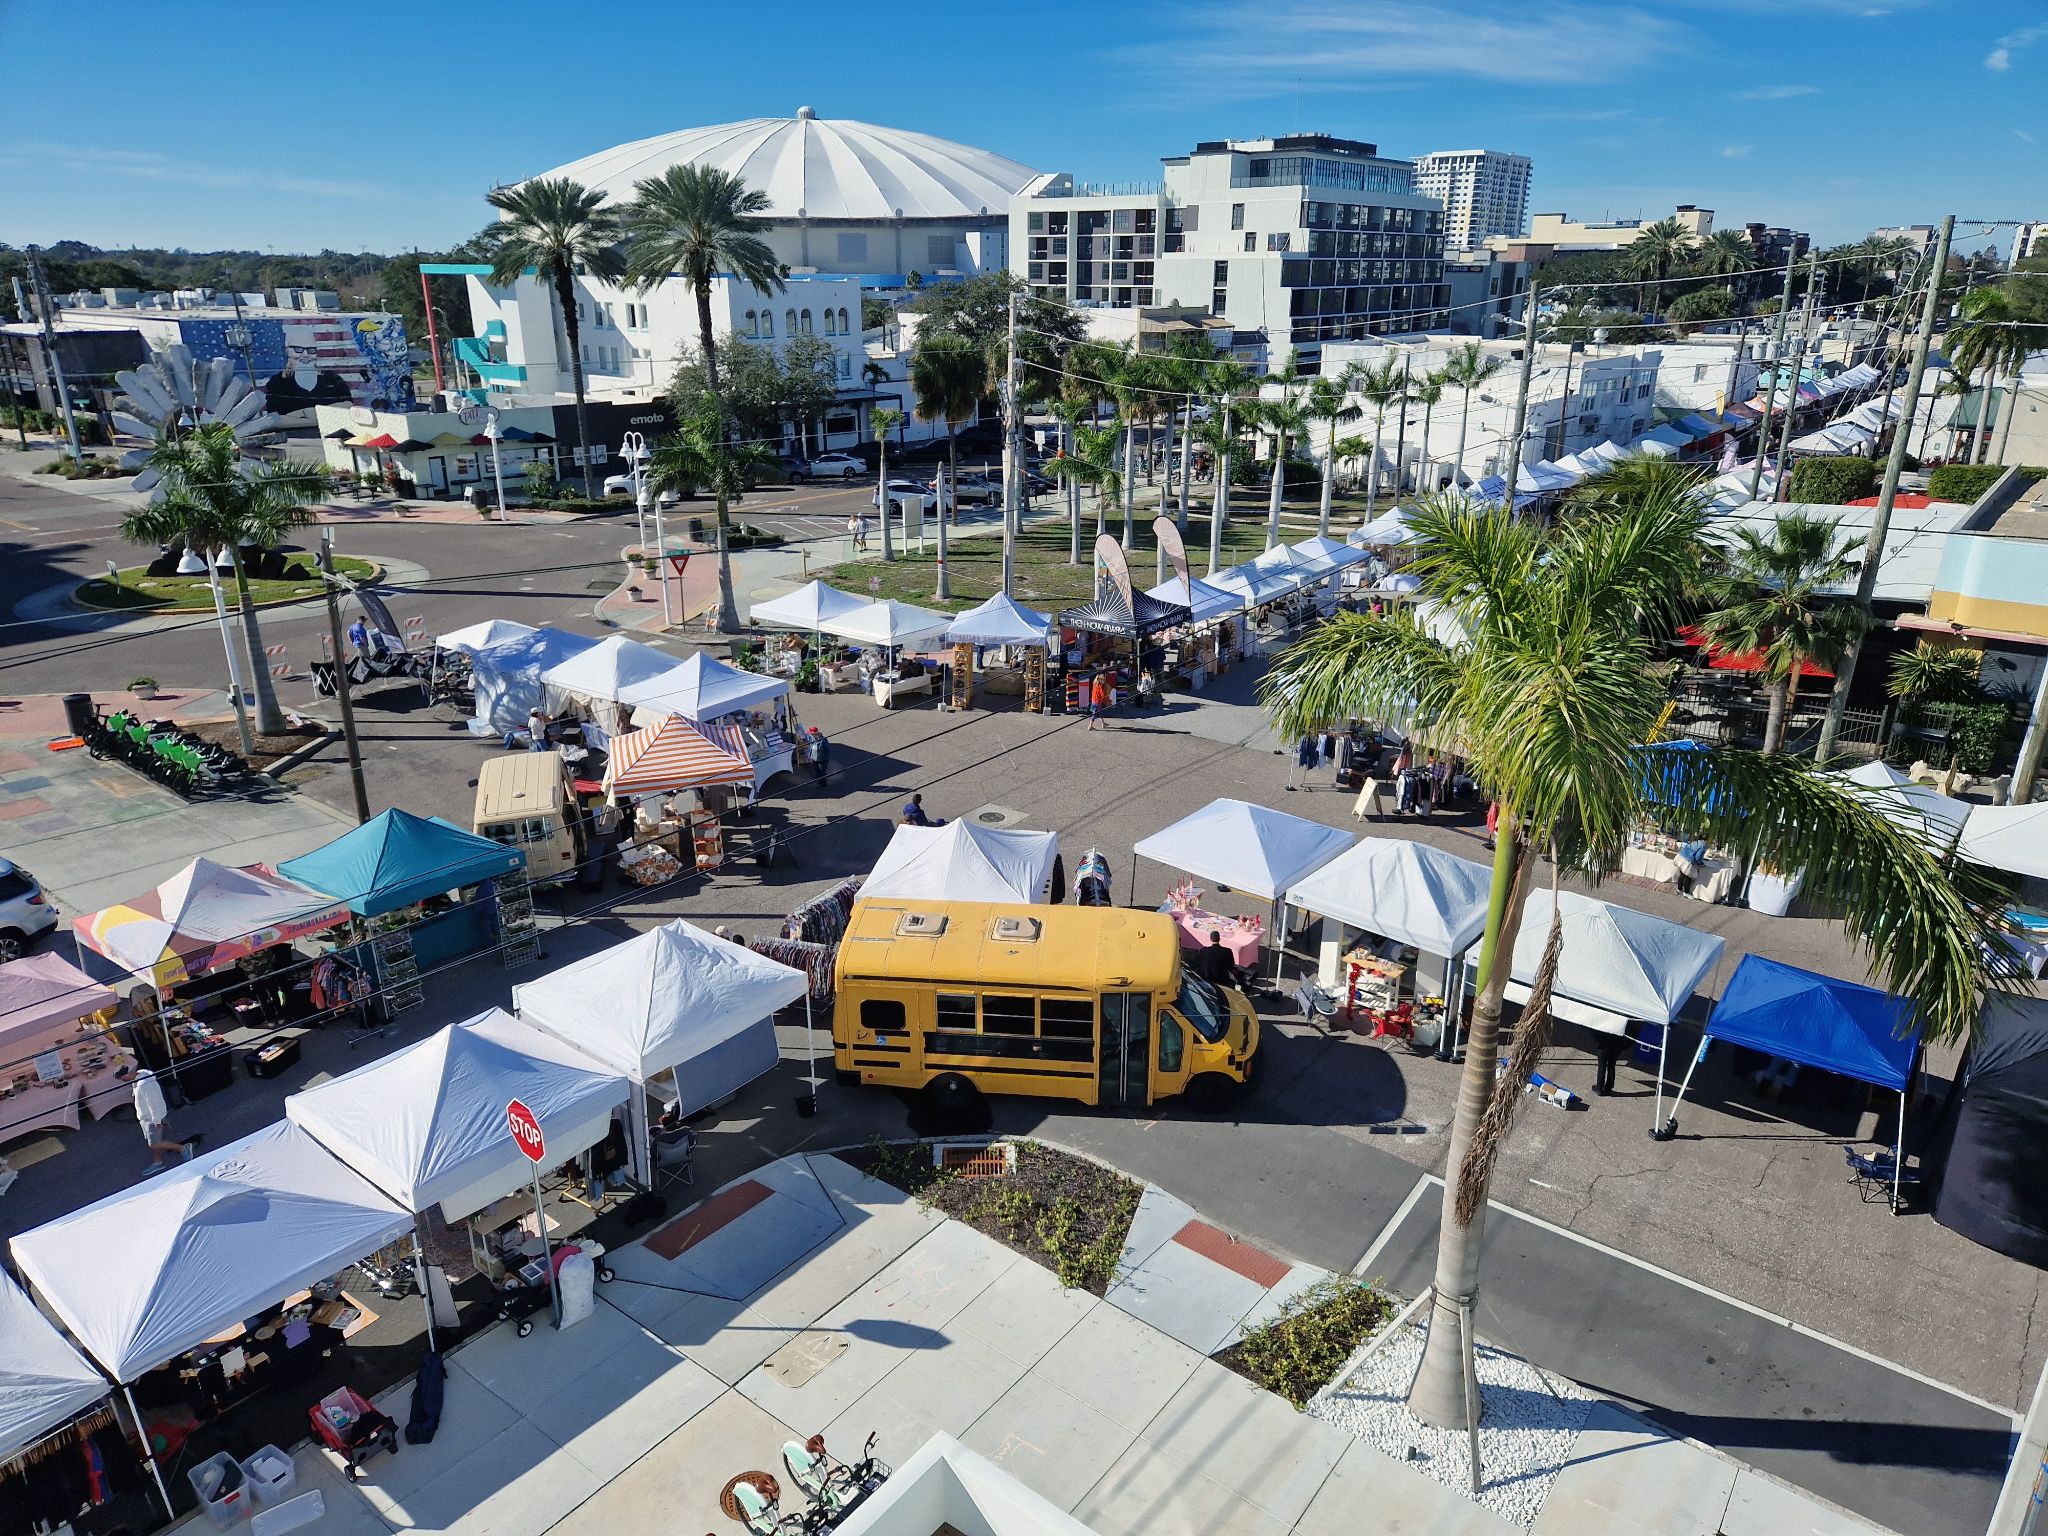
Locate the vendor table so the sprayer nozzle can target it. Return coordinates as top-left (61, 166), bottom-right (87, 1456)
top-left (873, 671), bottom-right (935, 707)
top-left (174, 1042), bottom-right (235, 1100)
top-left (1619, 843), bottom-right (1736, 904)
top-left (1163, 907), bottom-right (1261, 968)
top-left (0, 1027), bottom-right (136, 1138)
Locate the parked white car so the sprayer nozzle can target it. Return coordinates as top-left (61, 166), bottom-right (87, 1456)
top-left (874, 479), bottom-right (937, 512)
top-left (0, 858), bottom-right (57, 960)
top-left (806, 453), bottom-right (866, 478)
top-left (600, 473), bottom-right (678, 504)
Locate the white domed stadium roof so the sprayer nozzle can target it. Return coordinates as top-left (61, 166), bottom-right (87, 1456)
top-left (530, 108), bottom-right (1037, 223)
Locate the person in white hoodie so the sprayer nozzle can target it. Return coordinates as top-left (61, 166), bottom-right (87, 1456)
top-left (131, 1069), bottom-right (194, 1172)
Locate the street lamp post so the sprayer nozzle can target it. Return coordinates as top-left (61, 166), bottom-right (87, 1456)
top-left (624, 430), bottom-right (670, 624)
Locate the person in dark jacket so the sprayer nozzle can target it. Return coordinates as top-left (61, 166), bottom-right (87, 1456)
top-left (1187, 930), bottom-right (1238, 987)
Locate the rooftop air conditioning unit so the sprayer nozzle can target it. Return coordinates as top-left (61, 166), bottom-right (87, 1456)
top-left (991, 916), bottom-right (1042, 943)
top-left (895, 911), bottom-right (948, 938)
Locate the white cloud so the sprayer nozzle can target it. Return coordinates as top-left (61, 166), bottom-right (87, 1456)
top-left (1987, 21), bottom-right (2048, 70)
top-left (1986, 47), bottom-right (2011, 70)
top-left (2018, 129), bottom-right (2038, 145)
top-left (8, 141), bottom-right (393, 200)
top-left (1721, 144), bottom-right (1755, 157)
top-left (1735, 83), bottom-right (1820, 99)
top-left (1119, 0), bottom-right (1688, 95)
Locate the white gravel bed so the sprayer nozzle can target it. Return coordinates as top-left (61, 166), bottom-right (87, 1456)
top-left (1311, 1322), bottom-right (1595, 1529)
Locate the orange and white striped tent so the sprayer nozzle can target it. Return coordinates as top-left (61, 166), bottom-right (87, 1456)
top-left (604, 714), bottom-right (752, 798)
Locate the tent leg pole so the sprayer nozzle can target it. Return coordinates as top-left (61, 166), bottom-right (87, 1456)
top-left (1271, 897), bottom-right (1284, 980)
top-left (1652, 1023), bottom-right (1669, 1134)
top-left (1651, 1037), bottom-right (1707, 1141)
top-left (804, 990), bottom-right (818, 1107)
top-left (124, 1382), bottom-right (175, 1520)
top-left (1894, 1090), bottom-right (1906, 1214)
top-left (412, 1231), bottom-right (437, 1351)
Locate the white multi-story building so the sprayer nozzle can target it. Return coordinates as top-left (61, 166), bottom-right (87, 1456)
top-left (1011, 134), bottom-right (1448, 369)
top-left (1414, 151), bottom-right (1531, 247)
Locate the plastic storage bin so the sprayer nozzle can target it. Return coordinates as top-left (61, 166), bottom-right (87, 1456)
top-left (240, 1446), bottom-right (296, 1507)
top-left (188, 1451), bottom-right (250, 1527)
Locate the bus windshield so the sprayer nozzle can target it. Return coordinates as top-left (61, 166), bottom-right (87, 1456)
top-left (1175, 974), bottom-right (1229, 1043)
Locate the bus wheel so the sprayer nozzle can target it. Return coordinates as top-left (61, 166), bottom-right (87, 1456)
top-left (1187, 1074), bottom-right (1240, 1113)
top-left (923, 1073), bottom-right (982, 1115)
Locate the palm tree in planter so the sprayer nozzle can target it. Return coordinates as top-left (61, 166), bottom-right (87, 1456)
top-left (1696, 514), bottom-right (1866, 754)
top-left (1303, 376), bottom-right (1360, 539)
top-left (1347, 355), bottom-right (1408, 519)
top-left (1049, 426), bottom-right (1123, 565)
top-left (1264, 485), bottom-right (2015, 1457)
top-left (1440, 342), bottom-right (1506, 494)
top-left (910, 332), bottom-right (985, 601)
top-left (482, 177), bottom-right (625, 498)
top-left (122, 421), bottom-right (328, 737)
top-left (624, 163), bottom-right (787, 631)
top-left (869, 407), bottom-right (903, 561)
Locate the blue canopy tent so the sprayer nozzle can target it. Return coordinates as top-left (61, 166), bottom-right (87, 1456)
top-left (1655, 954), bottom-right (1921, 1209)
top-left (280, 810), bottom-right (522, 970)
top-left (1633, 738), bottom-right (1719, 809)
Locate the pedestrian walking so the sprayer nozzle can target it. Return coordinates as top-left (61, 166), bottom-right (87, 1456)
top-left (346, 616), bottom-right (369, 654)
top-left (132, 1069), bottom-right (195, 1172)
top-left (1088, 671), bottom-right (1112, 729)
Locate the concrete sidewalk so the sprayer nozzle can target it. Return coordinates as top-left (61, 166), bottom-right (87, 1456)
top-left (164, 1151), bottom-right (1895, 1536)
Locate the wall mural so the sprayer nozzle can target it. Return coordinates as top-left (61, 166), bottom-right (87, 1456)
top-left (177, 312), bottom-right (417, 415)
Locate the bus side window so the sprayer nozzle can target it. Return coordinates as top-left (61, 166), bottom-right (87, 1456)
top-left (935, 993), bottom-right (977, 1032)
top-left (1158, 1009), bottom-right (1185, 1074)
top-left (1041, 998), bottom-right (1094, 1039)
top-left (860, 999), bottom-right (906, 1036)
top-left (982, 995), bottom-right (1035, 1035)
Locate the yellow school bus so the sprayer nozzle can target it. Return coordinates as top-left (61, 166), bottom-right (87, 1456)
top-left (831, 899), bottom-right (1260, 1111)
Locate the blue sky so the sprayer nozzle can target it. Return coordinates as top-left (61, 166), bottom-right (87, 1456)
top-left (0, 0), bottom-right (2040, 256)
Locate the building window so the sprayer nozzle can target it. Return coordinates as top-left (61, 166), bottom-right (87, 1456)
top-left (838, 307), bottom-right (850, 333)
top-left (759, 311), bottom-right (773, 337)
top-left (800, 310), bottom-right (813, 335)
top-left (1028, 212), bottom-right (1045, 233)
top-left (837, 355), bottom-right (851, 379)
top-left (821, 309), bottom-right (836, 336)
top-left (1244, 232), bottom-right (1256, 252)
top-left (1230, 203), bottom-right (1245, 230)
top-left (742, 310), bottom-right (757, 338)
top-left (785, 308), bottom-right (797, 334)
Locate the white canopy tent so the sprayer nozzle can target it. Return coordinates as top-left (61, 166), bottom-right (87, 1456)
top-left (468, 626), bottom-right (599, 733)
top-left (437, 618), bottom-right (537, 654)
top-left (285, 1008), bottom-right (629, 1223)
top-left (864, 822), bottom-right (1059, 904)
top-left (620, 649), bottom-right (790, 722)
top-left (750, 580), bottom-right (864, 632)
top-left (0, 1270), bottom-right (108, 1465)
top-left (1134, 798), bottom-right (1353, 964)
top-left (540, 634), bottom-right (685, 714)
top-left (1290, 534), bottom-right (1368, 577)
top-left (947, 591), bottom-right (1052, 647)
top-left (513, 921), bottom-right (810, 1182)
top-left (1146, 574), bottom-right (1242, 625)
top-left (1957, 801), bottom-right (2048, 880)
top-left (1247, 544), bottom-right (1322, 592)
top-left (9, 1121), bottom-right (411, 1510)
top-left (1207, 562), bottom-right (1302, 609)
top-left (1284, 838), bottom-right (1493, 957)
top-left (1827, 760), bottom-right (1971, 848)
top-left (821, 599), bottom-right (953, 650)
top-left (1350, 509), bottom-right (1418, 546)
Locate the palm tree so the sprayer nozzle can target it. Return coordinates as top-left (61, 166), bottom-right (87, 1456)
top-left (1302, 377), bottom-right (1360, 538)
top-left (1046, 396), bottom-right (1091, 564)
top-left (122, 422), bottom-right (327, 737)
top-left (1948, 287), bottom-right (2047, 464)
top-left (1049, 425), bottom-right (1123, 556)
top-left (1264, 486), bottom-right (2013, 1443)
top-left (1440, 342), bottom-right (1506, 493)
top-left (1625, 217), bottom-right (1700, 311)
top-left (869, 406), bottom-right (902, 561)
top-left (645, 396), bottom-right (773, 511)
top-left (910, 332), bottom-right (985, 600)
top-left (1695, 515), bottom-right (1867, 754)
top-left (1256, 389), bottom-right (1307, 551)
top-left (1104, 345), bottom-right (1145, 548)
top-left (1694, 229), bottom-right (1757, 282)
top-left (1411, 371), bottom-right (1448, 497)
top-left (1202, 360), bottom-right (1259, 575)
top-left (1348, 356), bottom-right (1408, 518)
top-left (623, 163), bottom-right (786, 631)
top-left (483, 178), bottom-right (625, 498)
top-left (1331, 434), bottom-right (1371, 490)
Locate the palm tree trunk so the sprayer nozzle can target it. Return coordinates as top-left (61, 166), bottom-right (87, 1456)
top-left (1121, 426), bottom-right (1136, 549)
top-left (1317, 445), bottom-right (1334, 539)
top-left (1266, 426), bottom-right (1285, 550)
top-left (693, 282), bottom-right (740, 632)
top-left (1761, 675), bottom-right (1791, 755)
top-left (879, 436), bottom-right (894, 563)
top-left (1211, 404), bottom-right (1231, 577)
top-left (1455, 392), bottom-right (1473, 492)
top-left (229, 548), bottom-right (289, 735)
top-left (935, 433), bottom-right (954, 600)
top-left (553, 264), bottom-right (597, 499)
top-left (1408, 830), bottom-right (1538, 1428)
top-left (1177, 396), bottom-right (1193, 532)
top-left (1366, 413), bottom-right (1385, 519)
top-left (1067, 417), bottom-right (1082, 565)
top-left (1420, 399), bottom-right (1437, 495)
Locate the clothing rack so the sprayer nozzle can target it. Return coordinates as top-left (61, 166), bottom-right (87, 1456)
top-left (0, 1400), bottom-right (119, 1478)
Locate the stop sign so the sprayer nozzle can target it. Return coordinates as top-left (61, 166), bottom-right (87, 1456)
top-left (506, 1098), bottom-right (546, 1163)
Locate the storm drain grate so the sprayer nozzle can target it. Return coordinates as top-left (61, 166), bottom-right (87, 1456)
top-left (935, 1142), bottom-right (1016, 1178)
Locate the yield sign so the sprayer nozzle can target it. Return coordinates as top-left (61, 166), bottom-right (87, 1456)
top-left (507, 1097), bottom-right (546, 1163)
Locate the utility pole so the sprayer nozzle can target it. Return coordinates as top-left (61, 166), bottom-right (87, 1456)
top-left (1815, 214), bottom-right (1954, 765)
top-left (1745, 252), bottom-right (1801, 501)
top-left (25, 247), bottom-right (82, 464)
top-left (318, 528), bottom-right (372, 823)
top-left (1393, 351), bottom-right (1413, 497)
top-left (1499, 290), bottom-right (1542, 506)
top-left (1002, 288), bottom-right (1020, 596)
top-left (1769, 256), bottom-right (1822, 498)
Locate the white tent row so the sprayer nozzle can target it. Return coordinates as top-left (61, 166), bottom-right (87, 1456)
top-left (1134, 800), bottom-right (1353, 965)
top-left (514, 920), bottom-right (810, 1183)
top-left (750, 579), bottom-right (864, 633)
top-left (541, 634), bottom-right (686, 714)
top-left (1791, 421), bottom-right (1877, 454)
top-left (1825, 760), bottom-right (1971, 847)
top-left (1350, 509), bottom-right (1418, 547)
top-left (864, 821), bottom-right (1060, 904)
top-left (948, 592), bottom-right (1053, 648)
top-left (0, 1270), bottom-right (107, 1465)
top-left (822, 599), bottom-right (953, 649)
top-left (1148, 573), bottom-right (1242, 623)
top-left (285, 1008), bottom-right (630, 1223)
top-left (469, 626), bottom-right (599, 733)
top-left (621, 649), bottom-right (789, 723)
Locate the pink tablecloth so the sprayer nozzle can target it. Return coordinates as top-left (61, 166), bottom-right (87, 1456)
top-left (1166, 908), bottom-right (1261, 967)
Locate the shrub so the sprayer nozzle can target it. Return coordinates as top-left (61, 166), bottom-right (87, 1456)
top-left (1786, 456), bottom-right (1879, 505)
top-left (1892, 699), bottom-right (2015, 775)
top-left (1223, 1279), bottom-right (1394, 1408)
top-left (1928, 463), bottom-right (2048, 504)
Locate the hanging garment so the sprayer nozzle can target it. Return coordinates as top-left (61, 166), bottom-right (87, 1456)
top-left (1296, 736), bottom-right (1317, 770)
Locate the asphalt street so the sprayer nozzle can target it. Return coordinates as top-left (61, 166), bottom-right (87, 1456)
top-left (0, 442), bottom-right (2034, 1536)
